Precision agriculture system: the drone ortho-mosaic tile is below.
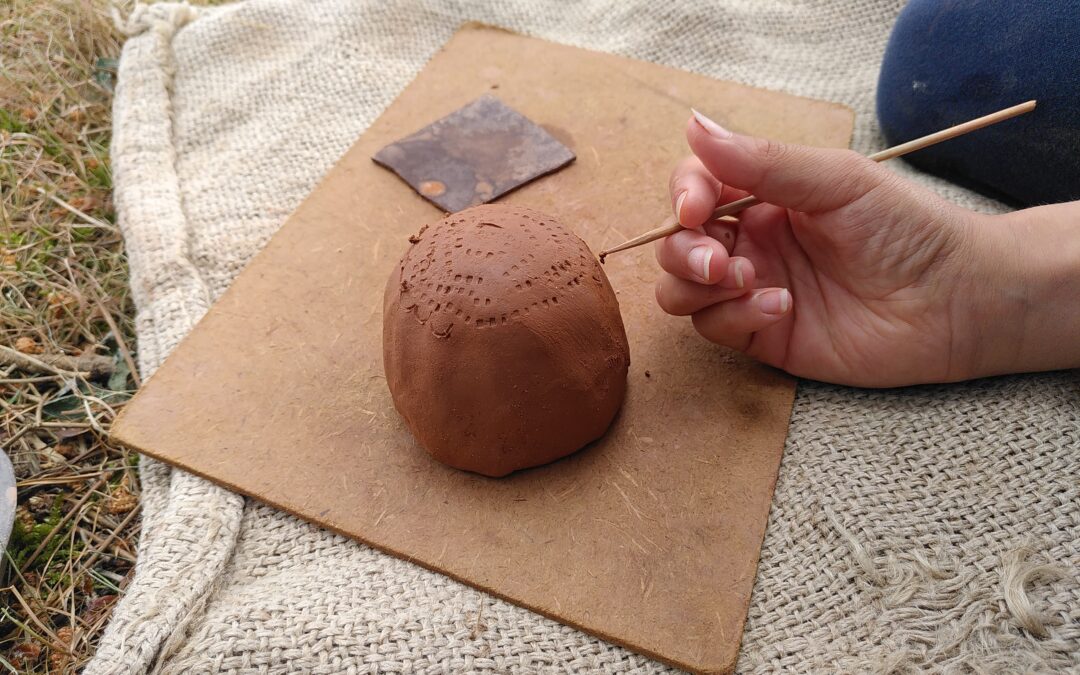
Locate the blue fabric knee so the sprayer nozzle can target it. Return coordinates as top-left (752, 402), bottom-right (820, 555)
top-left (877, 0), bottom-right (1080, 206)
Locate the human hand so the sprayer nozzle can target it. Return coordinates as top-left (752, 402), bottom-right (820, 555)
top-left (654, 111), bottom-right (1076, 387)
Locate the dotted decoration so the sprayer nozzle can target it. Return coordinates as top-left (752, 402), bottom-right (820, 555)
top-left (396, 206), bottom-right (603, 334)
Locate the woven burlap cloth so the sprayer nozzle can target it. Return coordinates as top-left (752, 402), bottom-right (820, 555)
top-left (92, 1), bottom-right (1078, 672)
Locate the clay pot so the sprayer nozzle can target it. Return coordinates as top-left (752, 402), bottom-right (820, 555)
top-left (383, 204), bottom-right (629, 477)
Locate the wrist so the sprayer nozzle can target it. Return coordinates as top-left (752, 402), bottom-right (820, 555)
top-left (963, 203), bottom-right (1080, 378)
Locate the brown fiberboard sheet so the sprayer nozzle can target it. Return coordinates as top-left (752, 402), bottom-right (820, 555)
top-left (112, 25), bottom-right (854, 674)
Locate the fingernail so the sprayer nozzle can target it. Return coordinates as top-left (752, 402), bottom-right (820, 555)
top-left (733, 259), bottom-right (745, 289)
top-left (691, 108), bottom-right (733, 139)
top-left (758, 289), bottom-right (791, 315)
top-left (688, 245), bottom-right (712, 283)
top-left (675, 191), bottom-right (688, 226)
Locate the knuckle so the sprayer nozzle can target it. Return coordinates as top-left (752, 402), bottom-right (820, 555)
top-left (656, 245), bottom-right (679, 273)
top-left (691, 308), bottom-right (747, 351)
top-left (835, 149), bottom-right (876, 183)
top-left (690, 310), bottom-right (714, 337)
top-left (775, 147), bottom-right (884, 212)
top-left (756, 137), bottom-right (792, 168)
top-left (832, 151), bottom-right (865, 180)
top-left (828, 153), bottom-right (890, 208)
top-left (752, 137), bottom-right (797, 192)
top-left (669, 156), bottom-right (699, 192)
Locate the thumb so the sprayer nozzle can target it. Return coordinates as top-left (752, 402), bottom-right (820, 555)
top-left (687, 110), bottom-right (891, 213)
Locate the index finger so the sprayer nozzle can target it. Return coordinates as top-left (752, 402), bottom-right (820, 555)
top-left (670, 155), bottom-right (752, 230)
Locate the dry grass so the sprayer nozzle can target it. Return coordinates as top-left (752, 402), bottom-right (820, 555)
top-left (1, 0), bottom-right (142, 671)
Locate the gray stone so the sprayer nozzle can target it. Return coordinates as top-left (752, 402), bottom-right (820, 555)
top-left (0, 450), bottom-right (14, 554)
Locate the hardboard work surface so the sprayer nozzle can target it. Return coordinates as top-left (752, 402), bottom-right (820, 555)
top-left (112, 25), bottom-right (853, 674)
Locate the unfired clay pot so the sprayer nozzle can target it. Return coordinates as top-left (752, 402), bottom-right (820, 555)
top-left (383, 204), bottom-right (630, 477)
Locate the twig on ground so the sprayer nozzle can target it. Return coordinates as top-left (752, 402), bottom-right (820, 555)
top-left (0, 345), bottom-right (113, 380)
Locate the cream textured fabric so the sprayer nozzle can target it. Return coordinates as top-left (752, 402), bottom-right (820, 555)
top-left (93, 1), bottom-right (1079, 672)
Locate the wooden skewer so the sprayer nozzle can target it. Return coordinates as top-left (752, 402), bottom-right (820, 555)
top-left (598, 100), bottom-right (1037, 261)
